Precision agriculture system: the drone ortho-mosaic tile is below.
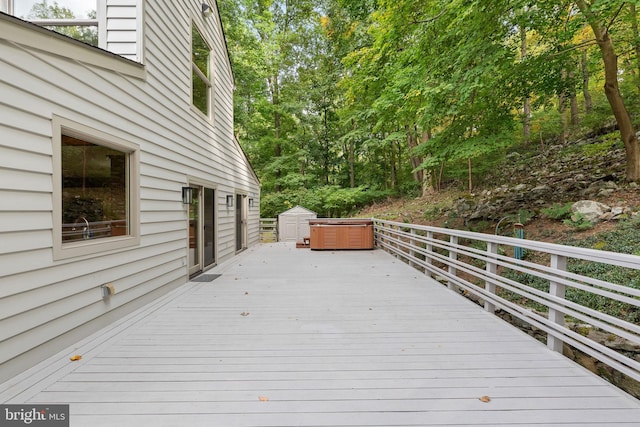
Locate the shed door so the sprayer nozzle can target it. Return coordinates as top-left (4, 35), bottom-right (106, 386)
top-left (283, 218), bottom-right (298, 242)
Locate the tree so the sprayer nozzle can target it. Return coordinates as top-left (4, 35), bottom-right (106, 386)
top-left (575, 0), bottom-right (640, 181)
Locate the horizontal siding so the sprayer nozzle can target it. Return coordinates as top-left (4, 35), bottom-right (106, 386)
top-left (0, 212), bottom-right (51, 233)
top-left (0, 0), bottom-right (259, 383)
top-left (104, 0), bottom-right (138, 60)
top-left (0, 168), bottom-right (51, 192)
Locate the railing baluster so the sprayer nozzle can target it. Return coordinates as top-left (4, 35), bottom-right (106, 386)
top-left (484, 242), bottom-right (498, 313)
top-left (425, 231), bottom-right (433, 278)
top-left (448, 235), bottom-right (458, 291)
top-left (548, 254), bottom-right (567, 352)
top-left (409, 228), bottom-right (416, 268)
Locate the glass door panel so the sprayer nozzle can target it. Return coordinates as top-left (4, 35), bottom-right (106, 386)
top-left (204, 188), bottom-right (215, 267)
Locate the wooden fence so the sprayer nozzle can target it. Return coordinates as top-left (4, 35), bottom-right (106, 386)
top-left (259, 218), bottom-right (278, 243)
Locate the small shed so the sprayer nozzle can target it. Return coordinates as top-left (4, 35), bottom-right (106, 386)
top-left (278, 206), bottom-right (317, 242)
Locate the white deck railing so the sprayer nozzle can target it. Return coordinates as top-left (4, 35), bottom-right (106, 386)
top-left (373, 218), bottom-right (640, 383)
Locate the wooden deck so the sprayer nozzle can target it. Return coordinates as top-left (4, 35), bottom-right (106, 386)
top-left (2, 243), bottom-right (639, 426)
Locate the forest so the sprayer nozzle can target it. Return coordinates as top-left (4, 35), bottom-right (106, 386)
top-left (218, 0), bottom-right (640, 218)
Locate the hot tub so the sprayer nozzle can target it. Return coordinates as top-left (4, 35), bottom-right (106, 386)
top-left (309, 219), bottom-right (374, 250)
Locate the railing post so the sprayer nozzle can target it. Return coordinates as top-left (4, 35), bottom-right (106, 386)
top-left (548, 254), bottom-right (567, 353)
top-left (425, 231), bottom-right (433, 278)
top-left (448, 235), bottom-right (458, 291)
top-left (484, 242), bottom-right (498, 313)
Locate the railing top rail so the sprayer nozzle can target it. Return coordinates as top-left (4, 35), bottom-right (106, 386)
top-left (373, 218), bottom-right (640, 270)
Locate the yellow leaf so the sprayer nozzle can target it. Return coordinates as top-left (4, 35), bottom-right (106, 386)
top-left (479, 395), bottom-right (491, 403)
top-left (70, 355), bottom-right (82, 361)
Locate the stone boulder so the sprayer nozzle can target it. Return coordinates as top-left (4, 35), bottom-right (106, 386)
top-left (571, 200), bottom-right (611, 223)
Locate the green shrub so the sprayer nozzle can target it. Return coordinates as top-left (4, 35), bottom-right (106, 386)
top-left (563, 212), bottom-right (594, 230)
top-left (541, 202), bottom-right (573, 220)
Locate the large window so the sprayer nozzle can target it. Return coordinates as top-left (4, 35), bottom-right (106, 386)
top-left (53, 116), bottom-right (139, 259)
top-left (192, 24), bottom-right (212, 116)
top-left (61, 136), bottom-right (128, 242)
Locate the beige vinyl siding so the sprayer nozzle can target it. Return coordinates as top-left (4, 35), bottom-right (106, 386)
top-left (100, 0), bottom-right (142, 62)
top-left (0, 0), bottom-right (260, 382)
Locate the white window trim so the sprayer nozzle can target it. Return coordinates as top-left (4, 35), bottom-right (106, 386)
top-left (52, 115), bottom-right (140, 260)
top-left (191, 20), bottom-right (214, 120)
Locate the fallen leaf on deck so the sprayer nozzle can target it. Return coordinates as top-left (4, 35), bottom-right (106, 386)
top-left (258, 396), bottom-right (269, 401)
top-left (244, 291), bottom-right (249, 295)
top-left (69, 355), bottom-right (82, 361)
top-left (240, 312), bottom-right (250, 316)
top-left (479, 395), bottom-right (491, 403)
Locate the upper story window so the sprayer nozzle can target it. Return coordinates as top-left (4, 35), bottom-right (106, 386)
top-left (192, 23), bottom-right (213, 117)
top-left (2, 0), bottom-right (98, 45)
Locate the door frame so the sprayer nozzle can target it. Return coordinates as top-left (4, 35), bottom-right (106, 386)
top-left (235, 193), bottom-right (248, 253)
top-left (187, 180), bottom-right (217, 277)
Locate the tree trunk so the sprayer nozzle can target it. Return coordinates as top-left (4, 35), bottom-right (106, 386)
top-left (582, 49), bottom-right (593, 114)
top-left (557, 91), bottom-right (568, 144)
top-left (420, 130), bottom-right (435, 197)
top-left (570, 90), bottom-right (580, 127)
top-left (521, 24), bottom-right (531, 144)
top-left (577, 0), bottom-right (640, 181)
top-left (468, 158), bottom-right (473, 193)
top-left (390, 139), bottom-right (397, 190)
top-left (405, 125), bottom-right (424, 185)
top-left (271, 75), bottom-right (283, 191)
top-left (349, 120), bottom-right (356, 188)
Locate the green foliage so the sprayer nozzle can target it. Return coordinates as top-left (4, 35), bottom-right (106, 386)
top-left (563, 212), bottom-right (594, 231)
top-left (516, 209), bottom-right (535, 225)
top-left (581, 133), bottom-right (622, 158)
top-left (541, 203), bottom-right (574, 220)
top-left (260, 186), bottom-right (391, 218)
top-left (219, 0), bottom-right (640, 214)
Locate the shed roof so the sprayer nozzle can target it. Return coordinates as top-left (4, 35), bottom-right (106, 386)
top-left (278, 205), bottom-right (317, 216)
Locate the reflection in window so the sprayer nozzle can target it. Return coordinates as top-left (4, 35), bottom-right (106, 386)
top-left (61, 135), bottom-right (129, 242)
top-left (7, 0), bottom-right (98, 46)
top-left (192, 24), bottom-right (212, 116)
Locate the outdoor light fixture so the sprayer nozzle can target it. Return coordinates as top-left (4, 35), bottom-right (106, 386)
top-left (182, 187), bottom-right (195, 204)
top-left (248, 198), bottom-right (255, 208)
top-left (201, 2), bottom-right (213, 17)
top-left (226, 195), bottom-right (234, 207)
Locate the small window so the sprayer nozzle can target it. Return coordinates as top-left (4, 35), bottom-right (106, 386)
top-left (5, 0), bottom-right (98, 46)
top-left (53, 117), bottom-right (140, 259)
top-left (192, 24), bottom-right (212, 116)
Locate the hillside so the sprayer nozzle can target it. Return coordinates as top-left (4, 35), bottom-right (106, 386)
top-left (358, 132), bottom-right (640, 246)
top-left (356, 132), bottom-right (640, 398)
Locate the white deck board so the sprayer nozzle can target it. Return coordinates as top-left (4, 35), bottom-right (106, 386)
top-left (1, 243), bottom-right (639, 426)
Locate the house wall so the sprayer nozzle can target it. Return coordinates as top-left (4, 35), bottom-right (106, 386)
top-left (0, 1), bottom-right (260, 382)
